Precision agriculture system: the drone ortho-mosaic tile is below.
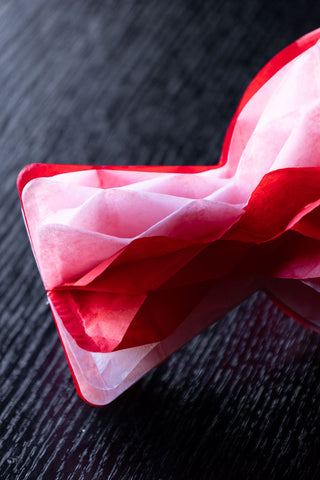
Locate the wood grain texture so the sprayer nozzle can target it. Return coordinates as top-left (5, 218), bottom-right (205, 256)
top-left (2, 1), bottom-right (320, 479)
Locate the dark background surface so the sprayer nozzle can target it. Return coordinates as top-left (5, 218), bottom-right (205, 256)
top-left (2, 1), bottom-right (320, 479)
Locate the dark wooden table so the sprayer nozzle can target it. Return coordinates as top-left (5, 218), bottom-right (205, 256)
top-left (2, 1), bottom-right (320, 479)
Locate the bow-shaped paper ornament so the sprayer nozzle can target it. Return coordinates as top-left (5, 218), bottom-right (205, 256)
top-left (18, 28), bottom-right (320, 405)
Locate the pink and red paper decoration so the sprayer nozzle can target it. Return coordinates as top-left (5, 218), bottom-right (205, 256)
top-left (18, 28), bottom-right (320, 405)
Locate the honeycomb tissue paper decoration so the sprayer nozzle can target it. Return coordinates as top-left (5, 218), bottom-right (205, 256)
top-left (18, 28), bottom-right (320, 405)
